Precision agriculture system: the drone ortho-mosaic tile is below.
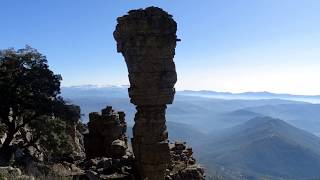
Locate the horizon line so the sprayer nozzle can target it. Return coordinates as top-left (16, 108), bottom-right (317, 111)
top-left (61, 84), bottom-right (320, 97)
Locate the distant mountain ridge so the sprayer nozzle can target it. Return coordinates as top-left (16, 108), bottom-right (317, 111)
top-left (61, 85), bottom-right (320, 134)
top-left (179, 90), bottom-right (320, 103)
top-left (61, 85), bottom-right (320, 179)
top-left (198, 116), bottom-right (320, 180)
top-left (181, 89), bottom-right (320, 97)
top-left (62, 85), bottom-right (320, 103)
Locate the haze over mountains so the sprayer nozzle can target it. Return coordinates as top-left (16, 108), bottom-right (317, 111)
top-left (61, 85), bottom-right (320, 133)
top-left (180, 90), bottom-right (320, 103)
top-left (61, 85), bottom-right (320, 179)
top-left (63, 85), bottom-right (320, 103)
top-left (198, 117), bottom-right (320, 180)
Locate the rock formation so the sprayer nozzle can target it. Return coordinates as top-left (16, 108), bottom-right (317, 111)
top-left (84, 106), bottom-right (128, 159)
top-left (65, 105), bottom-right (85, 161)
top-left (82, 106), bottom-right (135, 180)
top-left (166, 142), bottom-right (205, 180)
top-left (82, 107), bottom-right (204, 180)
top-left (114, 7), bottom-right (179, 180)
top-left (0, 104), bottom-right (204, 179)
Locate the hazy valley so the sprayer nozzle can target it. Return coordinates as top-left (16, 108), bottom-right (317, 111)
top-left (62, 85), bottom-right (320, 179)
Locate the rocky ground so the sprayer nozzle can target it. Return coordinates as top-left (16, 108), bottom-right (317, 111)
top-left (0, 106), bottom-right (205, 180)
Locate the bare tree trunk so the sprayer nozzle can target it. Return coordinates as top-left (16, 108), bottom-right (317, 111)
top-left (0, 126), bottom-right (16, 165)
top-left (1, 131), bottom-right (14, 149)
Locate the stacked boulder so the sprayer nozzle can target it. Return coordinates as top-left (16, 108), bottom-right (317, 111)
top-left (114, 7), bottom-right (179, 180)
top-left (84, 106), bottom-right (128, 159)
top-left (82, 106), bottom-right (205, 180)
top-left (167, 142), bottom-right (205, 180)
top-left (83, 106), bottom-right (135, 179)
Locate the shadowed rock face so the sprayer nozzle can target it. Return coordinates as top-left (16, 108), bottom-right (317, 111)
top-left (84, 106), bottom-right (128, 159)
top-left (114, 6), bottom-right (179, 180)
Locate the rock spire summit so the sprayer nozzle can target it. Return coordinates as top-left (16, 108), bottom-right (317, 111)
top-left (114, 6), bottom-right (179, 180)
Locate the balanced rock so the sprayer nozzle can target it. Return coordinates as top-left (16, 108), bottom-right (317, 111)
top-left (84, 106), bottom-right (128, 159)
top-left (167, 142), bottom-right (205, 180)
top-left (114, 6), bottom-right (179, 180)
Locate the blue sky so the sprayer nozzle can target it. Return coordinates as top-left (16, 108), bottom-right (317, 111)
top-left (1, 0), bottom-right (320, 95)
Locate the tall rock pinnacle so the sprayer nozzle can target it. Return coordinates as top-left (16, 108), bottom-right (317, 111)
top-left (114, 6), bottom-right (179, 180)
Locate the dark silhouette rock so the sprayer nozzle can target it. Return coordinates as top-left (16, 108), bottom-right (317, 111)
top-left (114, 6), bottom-right (179, 180)
top-left (82, 106), bottom-right (135, 179)
top-left (84, 106), bottom-right (128, 159)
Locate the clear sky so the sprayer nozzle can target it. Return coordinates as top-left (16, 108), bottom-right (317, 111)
top-left (1, 0), bottom-right (320, 95)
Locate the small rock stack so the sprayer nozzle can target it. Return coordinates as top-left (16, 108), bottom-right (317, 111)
top-left (66, 105), bottom-right (85, 160)
top-left (167, 142), bottom-right (205, 180)
top-left (84, 106), bottom-right (128, 159)
top-left (114, 7), bottom-right (179, 180)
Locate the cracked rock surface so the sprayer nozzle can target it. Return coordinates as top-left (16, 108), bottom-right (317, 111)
top-left (114, 6), bottom-right (179, 180)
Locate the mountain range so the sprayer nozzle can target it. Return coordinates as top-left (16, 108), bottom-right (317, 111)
top-left (63, 85), bottom-right (320, 103)
top-left (61, 85), bottom-right (320, 179)
top-left (198, 116), bottom-right (320, 180)
top-left (179, 90), bottom-right (320, 103)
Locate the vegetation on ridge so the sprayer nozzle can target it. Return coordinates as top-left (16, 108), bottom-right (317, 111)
top-left (0, 46), bottom-right (80, 164)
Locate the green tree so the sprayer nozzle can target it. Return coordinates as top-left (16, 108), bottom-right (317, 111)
top-left (21, 101), bottom-right (81, 161)
top-left (0, 46), bottom-right (80, 162)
